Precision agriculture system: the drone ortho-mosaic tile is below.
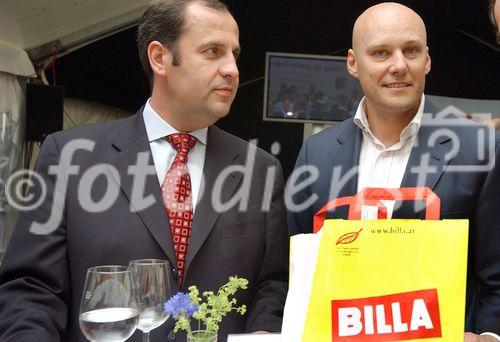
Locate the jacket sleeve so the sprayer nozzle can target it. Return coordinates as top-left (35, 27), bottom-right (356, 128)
top-left (0, 134), bottom-right (69, 341)
top-left (286, 140), bottom-right (316, 236)
top-left (486, 317), bottom-right (500, 336)
top-left (474, 137), bottom-right (500, 332)
top-left (244, 159), bottom-right (289, 333)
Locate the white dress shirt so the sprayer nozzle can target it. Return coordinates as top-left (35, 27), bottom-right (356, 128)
top-left (355, 94), bottom-right (425, 219)
top-left (142, 99), bottom-right (207, 212)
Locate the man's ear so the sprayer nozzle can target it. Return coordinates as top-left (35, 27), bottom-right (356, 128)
top-left (346, 49), bottom-right (359, 78)
top-left (424, 46), bottom-right (431, 75)
top-left (147, 41), bottom-right (171, 78)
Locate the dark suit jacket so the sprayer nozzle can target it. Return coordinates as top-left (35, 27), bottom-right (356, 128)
top-left (0, 111), bottom-right (289, 341)
top-left (488, 317), bottom-right (500, 335)
top-left (287, 100), bottom-right (500, 333)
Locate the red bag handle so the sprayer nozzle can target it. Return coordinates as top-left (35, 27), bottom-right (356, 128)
top-left (312, 196), bottom-right (387, 233)
top-left (312, 187), bottom-right (440, 233)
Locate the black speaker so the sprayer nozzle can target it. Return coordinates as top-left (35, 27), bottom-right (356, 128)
top-left (26, 84), bottom-right (64, 142)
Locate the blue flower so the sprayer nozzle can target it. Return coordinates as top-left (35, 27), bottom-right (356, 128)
top-left (164, 292), bottom-right (199, 318)
top-left (185, 303), bottom-right (198, 317)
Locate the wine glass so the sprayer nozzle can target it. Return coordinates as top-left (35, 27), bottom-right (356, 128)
top-left (129, 259), bottom-right (173, 342)
top-left (79, 265), bottom-right (139, 342)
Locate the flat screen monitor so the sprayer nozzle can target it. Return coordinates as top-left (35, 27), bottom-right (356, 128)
top-left (263, 52), bottom-right (364, 124)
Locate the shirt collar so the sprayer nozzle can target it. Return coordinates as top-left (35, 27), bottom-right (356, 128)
top-left (142, 98), bottom-right (207, 145)
top-left (353, 94), bottom-right (425, 146)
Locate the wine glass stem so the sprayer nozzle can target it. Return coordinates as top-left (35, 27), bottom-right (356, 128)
top-left (143, 332), bottom-right (150, 342)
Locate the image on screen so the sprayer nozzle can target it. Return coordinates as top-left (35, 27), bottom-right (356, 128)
top-left (263, 52), bottom-right (364, 124)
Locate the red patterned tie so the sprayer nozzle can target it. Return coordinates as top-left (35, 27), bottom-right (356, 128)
top-left (162, 133), bottom-right (197, 285)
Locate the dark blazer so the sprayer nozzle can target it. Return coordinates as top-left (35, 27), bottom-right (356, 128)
top-left (488, 317), bottom-right (500, 335)
top-left (287, 100), bottom-right (500, 333)
top-left (0, 111), bottom-right (289, 341)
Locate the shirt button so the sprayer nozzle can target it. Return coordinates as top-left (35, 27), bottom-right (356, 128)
top-left (168, 330), bottom-right (176, 340)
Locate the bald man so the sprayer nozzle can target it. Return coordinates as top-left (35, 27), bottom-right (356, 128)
top-left (287, 1), bottom-right (500, 338)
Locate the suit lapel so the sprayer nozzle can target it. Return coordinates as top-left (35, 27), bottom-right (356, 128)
top-left (185, 126), bottom-right (243, 273)
top-left (109, 111), bottom-right (177, 266)
top-left (395, 102), bottom-right (452, 218)
top-left (324, 121), bottom-right (362, 219)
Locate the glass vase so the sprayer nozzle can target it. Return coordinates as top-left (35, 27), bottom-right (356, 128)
top-left (187, 330), bottom-right (217, 342)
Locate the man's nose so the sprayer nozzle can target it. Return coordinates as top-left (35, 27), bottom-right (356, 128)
top-left (219, 54), bottom-right (239, 79)
top-left (388, 50), bottom-right (408, 74)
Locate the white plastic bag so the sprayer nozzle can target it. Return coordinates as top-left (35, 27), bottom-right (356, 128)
top-left (280, 231), bottom-right (321, 341)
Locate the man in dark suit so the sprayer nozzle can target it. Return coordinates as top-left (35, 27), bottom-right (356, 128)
top-left (287, 2), bottom-right (500, 337)
top-left (0, 0), bottom-right (288, 341)
top-left (464, 1), bottom-right (500, 341)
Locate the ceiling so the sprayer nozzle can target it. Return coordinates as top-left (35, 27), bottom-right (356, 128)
top-left (0, 0), bottom-right (150, 62)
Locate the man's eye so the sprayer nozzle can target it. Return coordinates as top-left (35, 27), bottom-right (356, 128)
top-left (203, 48), bottom-right (218, 56)
top-left (373, 50), bottom-right (386, 57)
top-left (406, 47), bottom-right (418, 55)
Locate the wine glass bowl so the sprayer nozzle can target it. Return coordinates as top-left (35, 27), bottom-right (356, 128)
top-left (79, 265), bottom-right (139, 342)
top-left (129, 259), bottom-right (173, 342)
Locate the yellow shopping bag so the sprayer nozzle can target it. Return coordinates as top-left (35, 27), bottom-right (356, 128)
top-left (302, 187), bottom-right (468, 342)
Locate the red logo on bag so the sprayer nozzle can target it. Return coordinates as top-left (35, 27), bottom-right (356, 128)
top-left (331, 289), bottom-right (442, 341)
top-left (336, 229), bottom-right (363, 245)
